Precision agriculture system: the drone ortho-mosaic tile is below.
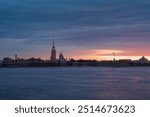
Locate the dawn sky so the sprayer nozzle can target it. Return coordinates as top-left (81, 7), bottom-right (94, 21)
top-left (0, 0), bottom-right (150, 60)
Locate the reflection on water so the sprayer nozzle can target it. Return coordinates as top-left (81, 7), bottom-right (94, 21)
top-left (0, 67), bottom-right (150, 100)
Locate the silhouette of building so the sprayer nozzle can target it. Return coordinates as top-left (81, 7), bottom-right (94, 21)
top-left (2, 57), bottom-right (14, 64)
top-left (15, 54), bottom-right (18, 61)
top-left (59, 52), bottom-right (65, 61)
top-left (138, 56), bottom-right (148, 64)
top-left (50, 32), bottom-right (56, 61)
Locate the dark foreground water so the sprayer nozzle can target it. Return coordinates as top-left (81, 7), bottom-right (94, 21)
top-left (0, 67), bottom-right (150, 100)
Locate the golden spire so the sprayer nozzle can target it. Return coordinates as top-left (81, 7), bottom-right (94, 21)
top-left (52, 32), bottom-right (55, 48)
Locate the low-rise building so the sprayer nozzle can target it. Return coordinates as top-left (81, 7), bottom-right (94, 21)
top-left (138, 56), bottom-right (149, 64)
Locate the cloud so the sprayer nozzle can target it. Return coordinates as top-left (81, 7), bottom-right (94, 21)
top-left (0, 0), bottom-right (150, 59)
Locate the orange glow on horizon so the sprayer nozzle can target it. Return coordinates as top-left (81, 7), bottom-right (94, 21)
top-left (70, 55), bottom-right (150, 61)
top-left (64, 49), bottom-right (150, 60)
top-left (33, 49), bottom-right (150, 61)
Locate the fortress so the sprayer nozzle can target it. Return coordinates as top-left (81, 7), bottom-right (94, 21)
top-left (0, 33), bottom-right (150, 67)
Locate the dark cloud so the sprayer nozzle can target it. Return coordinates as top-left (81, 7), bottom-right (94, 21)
top-left (0, 0), bottom-right (150, 58)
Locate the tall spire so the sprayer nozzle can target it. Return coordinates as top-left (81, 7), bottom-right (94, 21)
top-left (53, 32), bottom-right (55, 47)
top-left (52, 32), bottom-right (55, 48)
top-left (50, 32), bottom-right (56, 61)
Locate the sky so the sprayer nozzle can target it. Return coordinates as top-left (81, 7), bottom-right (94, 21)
top-left (0, 0), bottom-right (150, 60)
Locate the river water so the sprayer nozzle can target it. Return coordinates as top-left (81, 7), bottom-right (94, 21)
top-left (0, 67), bottom-right (150, 100)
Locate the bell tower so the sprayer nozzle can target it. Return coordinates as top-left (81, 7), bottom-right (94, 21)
top-left (50, 32), bottom-right (56, 61)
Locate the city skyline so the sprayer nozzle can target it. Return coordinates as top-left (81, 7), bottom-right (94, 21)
top-left (0, 0), bottom-right (150, 60)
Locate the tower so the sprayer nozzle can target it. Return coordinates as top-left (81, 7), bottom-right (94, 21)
top-left (50, 32), bottom-right (56, 61)
top-left (59, 52), bottom-right (65, 61)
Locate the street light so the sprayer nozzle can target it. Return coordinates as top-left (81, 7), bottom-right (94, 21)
top-left (113, 52), bottom-right (116, 61)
